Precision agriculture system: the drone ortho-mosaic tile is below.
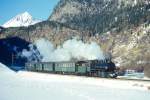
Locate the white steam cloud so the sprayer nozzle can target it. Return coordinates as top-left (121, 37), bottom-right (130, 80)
top-left (22, 38), bottom-right (105, 62)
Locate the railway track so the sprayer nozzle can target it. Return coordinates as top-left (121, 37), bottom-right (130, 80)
top-left (116, 77), bottom-right (150, 82)
top-left (87, 76), bottom-right (150, 83)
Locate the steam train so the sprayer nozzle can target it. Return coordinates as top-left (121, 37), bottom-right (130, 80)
top-left (25, 59), bottom-right (118, 78)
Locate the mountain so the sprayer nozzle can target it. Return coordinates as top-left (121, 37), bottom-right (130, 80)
top-left (48, 0), bottom-right (150, 71)
top-left (0, 0), bottom-right (150, 75)
top-left (2, 12), bottom-right (41, 28)
top-left (49, 0), bottom-right (149, 33)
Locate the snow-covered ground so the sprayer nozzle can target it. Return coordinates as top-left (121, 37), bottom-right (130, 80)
top-left (0, 63), bottom-right (150, 100)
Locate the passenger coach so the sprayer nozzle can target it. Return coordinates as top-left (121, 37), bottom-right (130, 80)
top-left (25, 59), bottom-right (117, 78)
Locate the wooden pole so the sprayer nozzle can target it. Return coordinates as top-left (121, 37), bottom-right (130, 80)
top-left (12, 53), bottom-right (14, 66)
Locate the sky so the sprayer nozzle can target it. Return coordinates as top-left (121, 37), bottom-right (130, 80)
top-left (0, 0), bottom-right (60, 25)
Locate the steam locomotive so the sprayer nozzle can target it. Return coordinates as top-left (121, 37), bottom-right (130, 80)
top-left (25, 59), bottom-right (118, 78)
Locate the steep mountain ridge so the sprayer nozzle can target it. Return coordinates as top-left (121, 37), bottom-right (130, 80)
top-left (49, 0), bottom-right (149, 33)
top-left (0, 21), bottom-right (84, 47)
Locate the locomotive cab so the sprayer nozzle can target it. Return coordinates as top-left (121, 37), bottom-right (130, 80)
top-left (90, 59), bottom-right (118, 78)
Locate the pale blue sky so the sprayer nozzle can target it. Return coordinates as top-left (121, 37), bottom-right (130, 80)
top-left (0, 0), bottom-right (60, 25)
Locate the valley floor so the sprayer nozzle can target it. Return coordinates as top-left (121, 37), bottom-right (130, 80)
top-left (0, 63), bottom-right (150, 100)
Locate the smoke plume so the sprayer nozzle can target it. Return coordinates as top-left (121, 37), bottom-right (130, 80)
top-left (22, 38), bottom-right (105, 62)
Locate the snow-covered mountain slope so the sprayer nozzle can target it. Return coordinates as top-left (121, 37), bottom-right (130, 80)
top-left (2, 12), bottom-right (41, 28)
top-left (0, 62), bottom-right (150, 100)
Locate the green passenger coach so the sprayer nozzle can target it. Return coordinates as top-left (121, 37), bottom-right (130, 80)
top-left (25, 59), bottom-right (117, 78)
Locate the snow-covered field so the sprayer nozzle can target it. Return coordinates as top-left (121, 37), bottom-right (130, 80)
top-left (0, 63), bottom-right (150, 100)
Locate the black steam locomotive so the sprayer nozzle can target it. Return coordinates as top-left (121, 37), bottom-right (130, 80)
top-left (25, 59), bottom-right (118, 78)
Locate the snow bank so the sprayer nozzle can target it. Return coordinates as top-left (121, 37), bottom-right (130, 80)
top-left (0, 63), bottom-right (150, 100)
top-left (0, 63), bottom-right (15, 75)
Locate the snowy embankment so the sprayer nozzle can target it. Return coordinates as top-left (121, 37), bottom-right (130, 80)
top-left (0, 63), bottom-right (150, 100)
